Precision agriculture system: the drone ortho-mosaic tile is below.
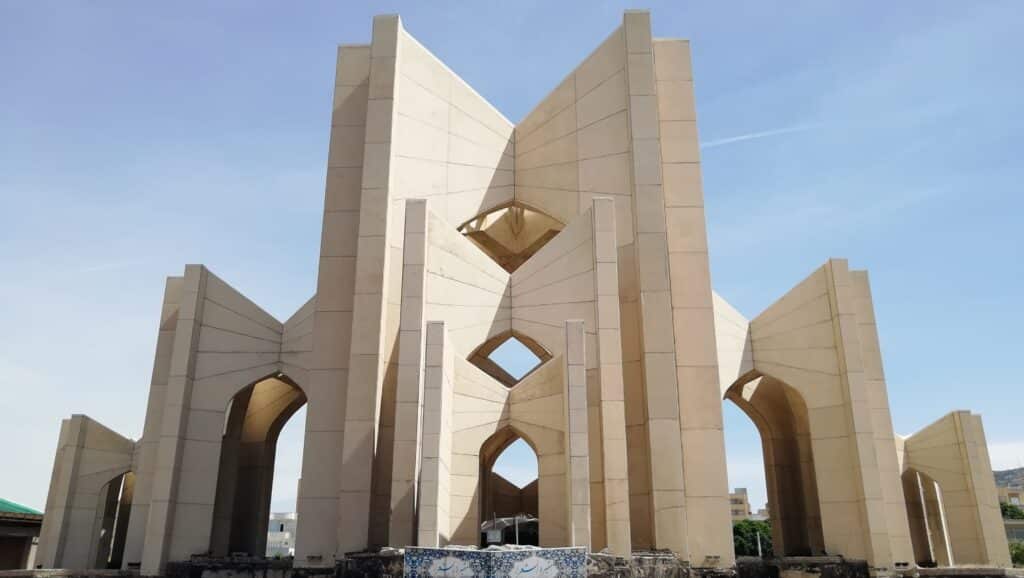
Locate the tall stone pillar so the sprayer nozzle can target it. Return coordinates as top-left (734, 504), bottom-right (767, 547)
top-left (591, 198), bottom-right (632, 556)
top-left (564, 320), bottom-right (592, 548)
top-left (417, 321), bottom-right (454, 547)
top-left (141, 265), bottom-right (207, 576)
top-left (389, 199), bottom-right (428, 545)
top-left (623, 9), bottom-right (691, 559)
top-left (295, 38), bottom-right (371, 565)
top-left (337, 14), bottom-right (401, 554)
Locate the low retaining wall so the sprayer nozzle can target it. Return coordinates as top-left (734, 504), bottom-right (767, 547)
top-left (3, 554), bottom-right (1020, 578)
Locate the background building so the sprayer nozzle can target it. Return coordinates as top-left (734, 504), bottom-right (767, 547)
top-left (0, 498), bottom-right (42, 570)
top-left (995, 468), bottom-right (1024, 544)
top-left (266, 513), bottom-right (297, 558)
top-left (729, 489), bottom-right (751, 522)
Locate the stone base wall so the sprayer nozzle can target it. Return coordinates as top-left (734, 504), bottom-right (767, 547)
top-left (6, 555), bottom-right (1020, 578)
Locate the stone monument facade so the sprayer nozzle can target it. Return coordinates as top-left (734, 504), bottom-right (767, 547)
top-left (35, 11), bottom-right (1010, 575)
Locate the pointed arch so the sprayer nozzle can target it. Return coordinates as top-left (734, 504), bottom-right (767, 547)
top-left (724, 372), bottom-right (824, 557)
top-left (209, 373), bottom-right (307, 557)
top-left (92, 470), bottom-right (135, 569)
top-left (478, 426), bottom-right (540, 546)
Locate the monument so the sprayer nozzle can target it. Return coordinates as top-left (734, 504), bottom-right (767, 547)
top-left (34, 11), bottom-right (1011, 576)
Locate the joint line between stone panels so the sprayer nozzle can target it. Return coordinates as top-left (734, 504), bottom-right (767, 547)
top-left (516, 158), bottom-right (579, 172)
top-left (515, 100), bottom-right (577, 144)
top-left (427, 301), bottom-right (507, 311)
top-left (509, 274), bottom-right (598, 303)
top-left (750, 291), bottom-right (831, 327)
top-left (520, 106), bottom-right (630, 161)
top-left (397, 71), bottom-right (512, 142)
top-left (512, 268), bottom-right (595, 300)
top-left (190, 362), bottom-right (282, 382)
top-left (752, 360), bottom-right (841, 378)
top-left (424, 276), bottom-right (506, 299)
top-left (332, 121), bottom-right (368, 129)
top-left (443, 183), bottom-right (515, 196)
top-left (198, 323), bottom-right (283, 345)
top-left (510, 236), bottom-right (593, 287)
top-left (450, 391), bottom-right (509, 405)
top-left (282, 309), bottom-right (317, 329)
top-left (514, 127), bottom-right (578, 157)
top-left (449, 126), bottom-right (514, 160)
top-left (391, 152), bottom-right (514, 172)
top-left (432, 248), bottom-right (509, 285)
top-left (512, 317), bottom-right (599, 334)
top-left (515, 66), bottom-right (625, 147)
top-left (575, 65), bottom-right (627, 102)
top-left (203, 296), bottom-right (284, 334)
top-left (574, 107), bottom-right (630, 137)
top-left (391, 106), bottom-right (508, 158)
top-left (448, 99), bottom-right (516, 142)
top-left (753, 311), bottom-right (834, 338)
top-left (58, 446), bottom-right (135, 457)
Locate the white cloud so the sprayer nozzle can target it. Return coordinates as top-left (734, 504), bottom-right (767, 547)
top-left (700, 123), bottom-right (824, 150)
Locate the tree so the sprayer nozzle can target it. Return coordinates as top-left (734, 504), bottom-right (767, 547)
top-left (1009, 541), bottom-right (1024, 567)
top-left (733, 519), bottom-right (773, 557)
top-left (1002, 502), bottom-right (1024, 520)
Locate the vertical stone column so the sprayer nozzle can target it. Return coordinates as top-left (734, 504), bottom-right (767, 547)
top-left (36, 418), bottom-right (80, 568)
top-left (958, 413), bottom-right (1011, 567)
top-left (591, 198), bottom-right (632, 556)
top-left (850, 271), bottom-right (914, 565)
top-left (417, 321), bottom-right (454, 547)
top-left (141, 265), bottom-right (207, 576)
top-left (564, 320), bottom-right (592, 548)
top-left (938, 412), bottom-right (1011, 566)
top-left (389, 199), bottom-right (428, 545)
top-left (622, 10), bottom-right (690, 559)
top-left (337, 14), bottom-right (401, 554)
top-left (296, 40), bottom-right (371, 564)
top-left (646, 19), bottom-right (733, 564)
top-left (123, 276), bottom-right (183, 568)
top-left (921, 478), bottom-right (952, 566)
top-left (824, 259), bottom-right (892, 568)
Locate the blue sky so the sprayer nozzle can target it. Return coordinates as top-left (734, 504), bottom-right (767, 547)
top-left (1, 1), bottom-right (1022, 515)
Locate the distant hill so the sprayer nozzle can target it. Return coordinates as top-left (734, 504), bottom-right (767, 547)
top-left (994, 467), bottom-right (1024, 488)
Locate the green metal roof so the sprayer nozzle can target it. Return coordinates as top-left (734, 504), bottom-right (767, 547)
top-left (0, 498), bottom-right (42, 516)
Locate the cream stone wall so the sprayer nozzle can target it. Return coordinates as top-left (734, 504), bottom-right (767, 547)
top-left (37, 11), bottom-right (1013, 575)
top-left (121, 276), bottom-right (183, 567)
top-left (32, 264), bottom-right (317, 572)
top-left (37, 416), bottom-right (136, 570)
top-left (901, 412), bottom-right (1010, 567)
top-left (746, 261), bottom-right (898, 567)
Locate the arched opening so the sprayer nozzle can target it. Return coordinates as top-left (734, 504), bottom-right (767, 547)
top-left (458, 202), bottom-right (563, 273)
top-left (467, 330), bottom-right (552, 388)
top-left (902, 468), bottom-right (952, 567)
top-left (209, 374), bottom-right (306, 558)
top-left (93, 471), bottom-right (134, 569)
top-left (478, 429), bottom-right (539, 547)
top-left (725, 375), bottom-right (824, 557)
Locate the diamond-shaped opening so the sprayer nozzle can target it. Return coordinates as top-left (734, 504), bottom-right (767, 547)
top-left (468, 331), bottom-right (552, 387)
top-left (459, 203), bottom-right (563, 273)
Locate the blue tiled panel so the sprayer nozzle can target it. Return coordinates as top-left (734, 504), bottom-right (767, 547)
top-left (404, 547), bottom-right (586, 578)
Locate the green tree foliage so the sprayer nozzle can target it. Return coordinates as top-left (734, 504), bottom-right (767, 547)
top-left (1009, 541), bottom-right (1024, 567)
top-left (733, 519), bottom-right (773, 557)
top-left (1002, 502), bottom-right (1024, 520)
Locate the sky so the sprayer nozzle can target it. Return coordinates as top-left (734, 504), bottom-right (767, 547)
top-left (1, 1), bottom-right (1022, 517)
